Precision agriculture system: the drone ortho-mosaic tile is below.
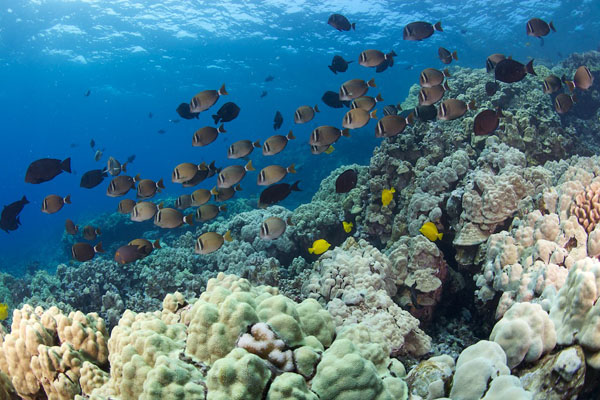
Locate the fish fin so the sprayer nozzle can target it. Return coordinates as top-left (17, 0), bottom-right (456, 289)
top-left (21, 195), bottom-right (29, 204)
top-left (210, 187), bottom-right (218, 195)
top-left (367, 78), bottom-right (376, 87)
top-left (468, 101), bottom-right (477, 111)
top-left (308, 247), bottom-right (314, 254)
top-left (157, 178), bottom-right (165, 190)
top-left (549, 21), bottom-right (556, 32)
top-left (94, 242), bottom-right (104, 253)
top-left (288, 164), bottom-right (296, 174)
top-left (406, 112), bottom-right (415, 125)
top-left (184, 214), bottom-right (194, 226)
top-left (396, 103), bottom-right (403, 111)
top-left (64, 195), bottom-right (71, 204)
top-left (314, 104), bottom-right (320, 113)
top-left (291, 181), bottom-right (301, 191)
top-left (370, 109), bottom-right (377, 119)
top-left (245, 160), bottom-right (255, 171)
top-left (438, 233), bottom-right (443, 240)
top-left (61, 157), bottom-right (72, 173)
top-left (212, 115), bottom-right (220, 124)
top-left (351, 22), bottom-right (356, 30)
top-left (121, 162), bottom-right (127, 173)
top-left (218, 124), bottom-right (226, 133)
top-left (219, 84), bottom-right (228, 95)
top-left (565, 80), bottom-right (575, 92)
top-left (341, 128), bottom-right (351, 137)
top-left (434, 21), bottom-right (443, 32)
top-left (287, 130), bottom-right (296, 140)
top-left (452, 51), bottom-right (458, 61)
top-left (526, 59), bottom-right (536, 76)
top-left (134, 173), bottom-right (141, 182)
top-left (224, 230), bottom-right (233, 242)
top-left (375, 93), bottom-right (384, 102)
top-left (253, 140), bottom-right (261, 148)
top-left (328, 65), bottom-right (337, 74)
top-left (96, 228), bottom-right (102, 235)
top-left (286, 216), bottom-right (294, 226)
top-left (153, 240), bottom-right (161, 249)
top-left (198, 162), bottom-right (208, 171)
top-left (220, 204), bottom-right (228, 212)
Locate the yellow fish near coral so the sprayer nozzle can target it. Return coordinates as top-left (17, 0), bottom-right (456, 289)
top-left (420, 222), bottom-right (443, 242)
top-left (309, 239), bottom-right (331, 255)
top-left (381, 187), bottom-right (395, 207)
top-left (0, 303), bottom-right (9, 321)
top-left (343, 221), bottom-right (353, 233)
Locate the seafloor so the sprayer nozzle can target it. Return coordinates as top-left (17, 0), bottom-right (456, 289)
top-left (1, 52), bottom-right (600, 399)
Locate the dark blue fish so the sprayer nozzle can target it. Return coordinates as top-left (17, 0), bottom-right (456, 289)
top-left (212, 102), bottom-right (240, 124)
top-left (0, 196), bottom-right (29, 233)
top-left (265, 75), bottom-right (275, 82)
top-left (84, 90), bottom-right (91, 97)
top-left (25, 158), bottom-right (71, 184)
top-left (329, 55), bottom-right (353, 74)
top-left (80, 169), bottom-right (108, 189)
top-left (328, 14), bottom-right (355, 31)
top-left (260, 91), bottom-right (268, 98)
top-left (175, 103), bottom-right (200, 120)
top-left (274, 111), bottom-right (283, 130)
top-left (321, 91), bottom-right (351, 109)
top-left (259, 181), bottom-right (301, 207)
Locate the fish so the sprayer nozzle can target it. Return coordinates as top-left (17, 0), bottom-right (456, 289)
top-left (107, 175), bottom-right (139, 197)
top-left (196, 204), bottom-right (227, 222)
top-left (157, 129), bottom-right (166, 134)
top-left (79, 169), bottom-right (108, 189)
top-left (136, 178), bottom-right (165, 199)
top-left (358, 49), bottom-right (396, 68)
top-left (42, 194), bottom-right (70, 214)
top-left (175, 194), bottom-right (193, 210)
top-left (339, 78), bottom-right (376, 101)
top-left (335, 170), bottom-right (358, 193)
top-left (419, 68), bottom-right (450, 88)
top-left (212, 102), bottom-right (240, 124)
top-left (438, 47), bottom-right (458, 64)
top-left (217, 160), bottom-right (255, 188)
top-left (383, 104), bottom-right (401, 116)
top-left (565, 66), bottom-right (594, 91)
top-left (182, 162), bottom-right (218, 187)
top-left (310, 125), bottom-right (351, 146)
top-left (114, 245), bottom-right (146, 265)
top-left (485, 81), bottom-right (499, 96)
top-left (131, 201), bottom-right (160, 222)
top-left (308, 239), bottom-right (331, 255)
top-left (494, 59), bottom-right (536, 83)
top-left (375, 114), bottom-right (414, 138)
top-left (329, 55), bottom-right (353, 74)
top-left (265, 75), bottom-right (275, 82)
top-left (195, 231), bottom-right (232, 254)
top-left (257, 164), bottom-right (296, 186)
top-left (193, 124), bottom-right (227, 147)
top-left (403, 21), bottom-right (443, 41)
top-left (382, 188), bottom-right (395, 207)
top-left (71, 242), bottom-right (103, 262)
top-left (294, 105), bottom-right (320, 124)
top-left (25, 158), bottom-right (71, 184)
top-left (486, 53), bottom-right (507, 73)
top-left (555, 93), bottom-right (577, 114)
top-left (126, 154), bottom-right (136, 164)
top-left (65, 219), bottom-right (78, 235)
top-left (342, 108), bottom-right (377, 129)
top-left (526, 18), bottom-right (555, 39)
top-left (321, 91), bottom-right (351, 109)
top-left (228, 140), bottom-right (261, 159)
top-left (94, 150), bottom-right (103, 161)
top-left (420, 222), bottom-right (443, 241)
top-left (176, 103), bottom-right (200, 120)
top-left (154, 207), bottom-right (194, 229)
top-left (107, 157), bottom-right (126, 176)
top-left (211, 185), bottom-right (242, 202)
top-left (84, 90), bottom-right (91, 97)
top-left (273, 111), bottom-right (283, 130)
top-left (191, 189), bottom-right (212, 206)
top-left (351, 94), bottom-right (384, 111)
top-left (148, 112), bottom-right (153, 118)
top-left (327, 14), bottom-right (355, 31)
top-left (418, 82), bottom-right (450, 106)
top-left (90, 139), bottom-right (95, 148)
top-left (414, 105), bottom-right (437, 122)
top-left (128, 238), bottom-right (161, 256)
top-left (342, 221), bottom-right (353, 233)
top-left (118, 199), bottom-right (136, 214)
top-left (437, 99), bottom-right (477, 121)
top-left (0, 303), bottom-right (8, 321)
top-left (473, 108), bottom-right (503, 136)
top-left (83, 225), bottom-right (101, 241)
top-left (542, 75), bottom-right (562, 94)
top-left (190, 84), bottom-right (227, 113)
top-left (263, 131), bottom-right (295, 156)
top-left (260, 91), bottom-right (268, 98)
top-left (0, 196), bottom-right (29, 233)
top-left (172, 162), bottom-right (208, 183)
top-left (260, 217), bottom-right (291, 240)
top-left (258, 181), bottom-right (300, 208)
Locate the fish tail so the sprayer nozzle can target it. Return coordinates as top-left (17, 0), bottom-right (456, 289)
top-left (245, 160), bottom-right (255, 171)
top-left (218, 124), bottom-right (227, 133)
top-left (220, 204), bottom-right (228, 212)
top-left (438, 233), bottom-right (443, 240)
top-left (341, 128), bottom-right (351, 137)
top-left (224, 230), bottom-right (233, 242)
top-left (468, 100), bottom-right (477, 111)
top-left (565, 80), bottom-right (575, 92)
top-left (308, 247), bottom-right (314, 254)
top-left (291, 181), bottom-right (301, 192)
top-left (452, 51), bottom-right (458, 61)
top-left (288, 164), bottom-right (296, 174)
top-left (94, 242), bottom-right (104, 253)
top-left (21, 195), bottom-right (29, 204)
top-left (235, 184), bottom-right (243, 191)
top-left (406, 112), bottom-right (415, 125)
top-left (96, 228), bottom-right (102, 235)
top-left (434, 21), bottom-right (443, 32)
top-left (121, 162), bottom-right (127, 173)
top-left (219, 84), bottom-right (228, 95)
top-left (153, 240), bottom-right (161, 249)
top-left (375, 93), bottom-right (384, 102)
top-left (549, 21), bottom-right (556, 32)
top-left (157, 178), bottom-right (165, 190)
top-left (351, 22), bottom-right (356, 30)
top-left (370, 109), bottom-right (377, 119)
top-left (61, 157), bottom-right (72, 173)
top-left (314, 104), bottom-right (320, 113)
top-left (210, 187), bottom-right (218, 195)
top-left (367, 78), bottom-right (376, 87)
top-left (287, 130), bottom-right (296, 140)
top-left (184, 214), bottom-right (194, 226)
top-left (253, 140), bottom-right (261, 148)
top-left (212, 115), bottom-right (220, 124)
top-left (526, 59), bottom-right (536, 76)
top-left (64, 195), bottom-right (71, 204)
top-left (328, 65), bottom-right (337, 74)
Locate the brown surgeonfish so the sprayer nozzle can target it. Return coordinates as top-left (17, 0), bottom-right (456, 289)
top-left (260, 217), bottom-right (291, 240)
top-left (191, 189), bottom-right (212, 206)
top-left (196, 204), bottom-right (227, 222)
top-left (217, 160), bottom-right (254, 189)
top-left (128, 238), bottom-right (161, 256)
top-left (419, 68), bottom-right (450, 87)
top-left (228, 140), bottom-right (260, 159)
top-left (72, 242), bottom-right (104, 262)
top-left (342, 108), bottom-right (377, 129)
top-left (565, 66), bottom-right (594, 91)
top-left (190, 84), bottom-right (227, 113)
top-left (211, 185), bottom-right (242, 202)
top-left (339, 78), bottom-right (376, 101)
top-left (473, 108), bottom-right (503, 135)
top-left (555, 93), bottom-right (577, 114)
top-left (543, 75), bottom-right (562, 94)
top-left (403, 21), bottom-right (442, 41)
top-left (437, 99), bottom-right (477, 121)
top-left (418, 82), bottom-right (450, 105)
top-left (375, 114), bottom-right (414, 138)
top-left (137, 178), bottom-right (165, 199)
top-left (83, 225), bottom-right (101, 241)
top-left (42, 194), bottom-right (70, 214)
top-left (438, 47), bottom-right (458, 64)
top-left (358, 49), bottom-right (396, 68)
top-left (154, 207), bottom-right (193, 229)
top-left (172, 163), bottom-right (207, 183)
top-left (351, 94), bottom-right (383, 111)
top-left (195, 231), bottom-right (232, 254)
top-left (175, 194), bottom-right (193, 210)
top-left (486, 53), bottom-right (506, 73)
top-left (310, 126), bottom-right (350, 146)
top-left (107, 157), bottom-right (126, 176)
top-left (131, 201), bottom-right (160, 222)
top-left (107, 175), bottom-right (139, 197)
top-left (114, 245), bottom-right (146, 264)
top-left (25, 157), bottom-right (71, 184)
top-left (263, 131), bottom-right (295, 156)
top-left (294, 105), bottom-right (320, 124)
top-left (181, 162), bottom-right (218, 187)
top-left (118, 199), bottom-right (136, 214)
top-left (192, 124), bottom-right (226, 147)
top-left (65, 219), bottom-right (78, 235)
top-left (526, 18), bottom-right (555, 38)
top-left (257, 164), bottom-right (296, 186)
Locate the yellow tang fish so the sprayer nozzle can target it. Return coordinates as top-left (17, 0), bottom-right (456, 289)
top-left (0, 303), bottom-right (9, 321)
top-left (420, 222), bottom-right (443, 242)
top-left (343, 221), bottom-right (353, 233)
top-left (308, 239), bottom-right (331, 255)
top-left (381, 187), bottom-right (396, 207)
top-left (324, 145), bottom-right (335, 154)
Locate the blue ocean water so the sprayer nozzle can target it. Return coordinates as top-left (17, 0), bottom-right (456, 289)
top-left (0, 0), bottom-right (598, 275)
